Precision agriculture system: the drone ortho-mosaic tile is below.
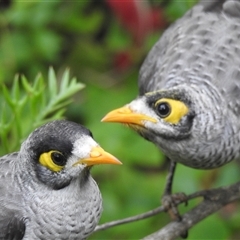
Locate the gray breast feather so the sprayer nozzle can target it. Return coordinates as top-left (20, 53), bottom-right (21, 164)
top-left (0, 153), bottom-right (26, 239)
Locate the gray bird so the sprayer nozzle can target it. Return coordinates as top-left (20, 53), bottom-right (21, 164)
top-left (102, 0), bottom-right (240, 218)
top-left (0, 120), bottom-right (121, 240)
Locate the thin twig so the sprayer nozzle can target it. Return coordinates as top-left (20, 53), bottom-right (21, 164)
top-left (94, 206), bottom-right (165, 232)
top-left (94, 182), bottom-right (240, 237)
top-left (94, 188), bottom-right (207, 232)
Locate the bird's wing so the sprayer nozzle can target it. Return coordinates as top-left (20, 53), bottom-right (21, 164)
top-left (0, 213), bottom-right (26, 240)
top-left (138, 0), bottom-right (240, 100)
top-left (0, 153), bottom-right (26, 239)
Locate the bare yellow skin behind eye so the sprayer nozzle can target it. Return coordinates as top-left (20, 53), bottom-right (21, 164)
top-left (39, 150), bottom-right (64, 172)
top-left (155, 98), bottom-right (189, 124)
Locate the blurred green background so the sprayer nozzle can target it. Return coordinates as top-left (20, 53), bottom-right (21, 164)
top-left (0, 0), bottom-right (240, 239)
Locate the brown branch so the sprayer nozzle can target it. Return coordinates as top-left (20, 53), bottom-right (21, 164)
top-left (143, 181), bottom-right (240, 240)
top-left (94, 206), bottom-right (165, 232)
top-left (93, 182), bottom-right (240, 239)
top-left (94, 188), bottom-right (206, 232)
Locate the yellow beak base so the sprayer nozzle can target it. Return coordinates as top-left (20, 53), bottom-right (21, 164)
top-left (74, 146), bottom-right (122, 166)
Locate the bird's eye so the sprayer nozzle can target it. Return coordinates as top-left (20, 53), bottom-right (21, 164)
top-left (51, 152), bottom-right (66, 166)
top-left (39, 150), bottom-right (66, 172)
top-left (156, 102), bottom-right (171, 118)
top-left (154, 98), bottom-right (189, 124)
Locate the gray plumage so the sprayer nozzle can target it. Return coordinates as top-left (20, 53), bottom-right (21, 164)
top-left (136, 0), bottom-right (240, 168)
top-left (103, 0), bottom-right (240, 169)
top-left (0, 120), bottom-right (116, 240)
top-left (139, 0), bottom-right (240, 96)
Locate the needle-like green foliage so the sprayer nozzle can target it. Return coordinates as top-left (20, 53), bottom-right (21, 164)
top-left (0, 67), bottom-right (84, 155)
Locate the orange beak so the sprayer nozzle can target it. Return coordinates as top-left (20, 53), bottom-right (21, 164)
top-left (101, 106), bottom-right (157, 126)
top-left (74, 146), bottom-right (122, 166)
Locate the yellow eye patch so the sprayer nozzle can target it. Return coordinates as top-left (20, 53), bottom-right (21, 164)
top-left (39, 150), bottom-right (66, 172)
top-left (155, 98), bottom-right (189, 124)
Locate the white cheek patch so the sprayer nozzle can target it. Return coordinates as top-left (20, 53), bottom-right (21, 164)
top-left (129, 98), bottom-right (158, 122)
top-left (128, 98), bottom-right (144, 112)
top-left (129, 98), bottom-right (145, 113)
top-left (65, 135), bottom-right (99, 168)
top-left (72, 135), bottom-right (98, 158)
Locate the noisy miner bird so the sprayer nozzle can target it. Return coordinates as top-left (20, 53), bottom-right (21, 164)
top-left (102, 0), bottom-right (240, 220)
top-left (0, 120), bottom-right (121, 240)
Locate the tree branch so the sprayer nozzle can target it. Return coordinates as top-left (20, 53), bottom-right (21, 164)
top-left (93, 181), bottom-right (240, 239)
top-left (143, 181), bottom-right (240, 240)
top-left (94, 206), bottom-right (165, 232)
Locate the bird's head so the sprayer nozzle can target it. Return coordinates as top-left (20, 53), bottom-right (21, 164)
top-left (101, 85), bottom-right (234, 168)
top-left (102, 88), bottom-right (195, 141)
top-left (19, 120), bottom-right (121, 189)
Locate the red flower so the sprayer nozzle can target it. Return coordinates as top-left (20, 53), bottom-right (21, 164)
top-left (106, 0), bottom-right (167, 45)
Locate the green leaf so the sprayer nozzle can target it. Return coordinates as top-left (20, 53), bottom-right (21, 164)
top-left (0, 67), bottom-right (84, 155)
top-left (60, 68), bottom-right (70, 92)
top-left (12, 75), bottom-right (21, 101)
top-left (2, 84), bottom-right (15, 109)
top-left (48, 67), bottom-right (58, 97)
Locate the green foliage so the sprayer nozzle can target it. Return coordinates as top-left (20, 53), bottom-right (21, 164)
top-left (165, 0), bottom-right (198, 21)
top-left (0, 68), bottom-right (84, 155)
